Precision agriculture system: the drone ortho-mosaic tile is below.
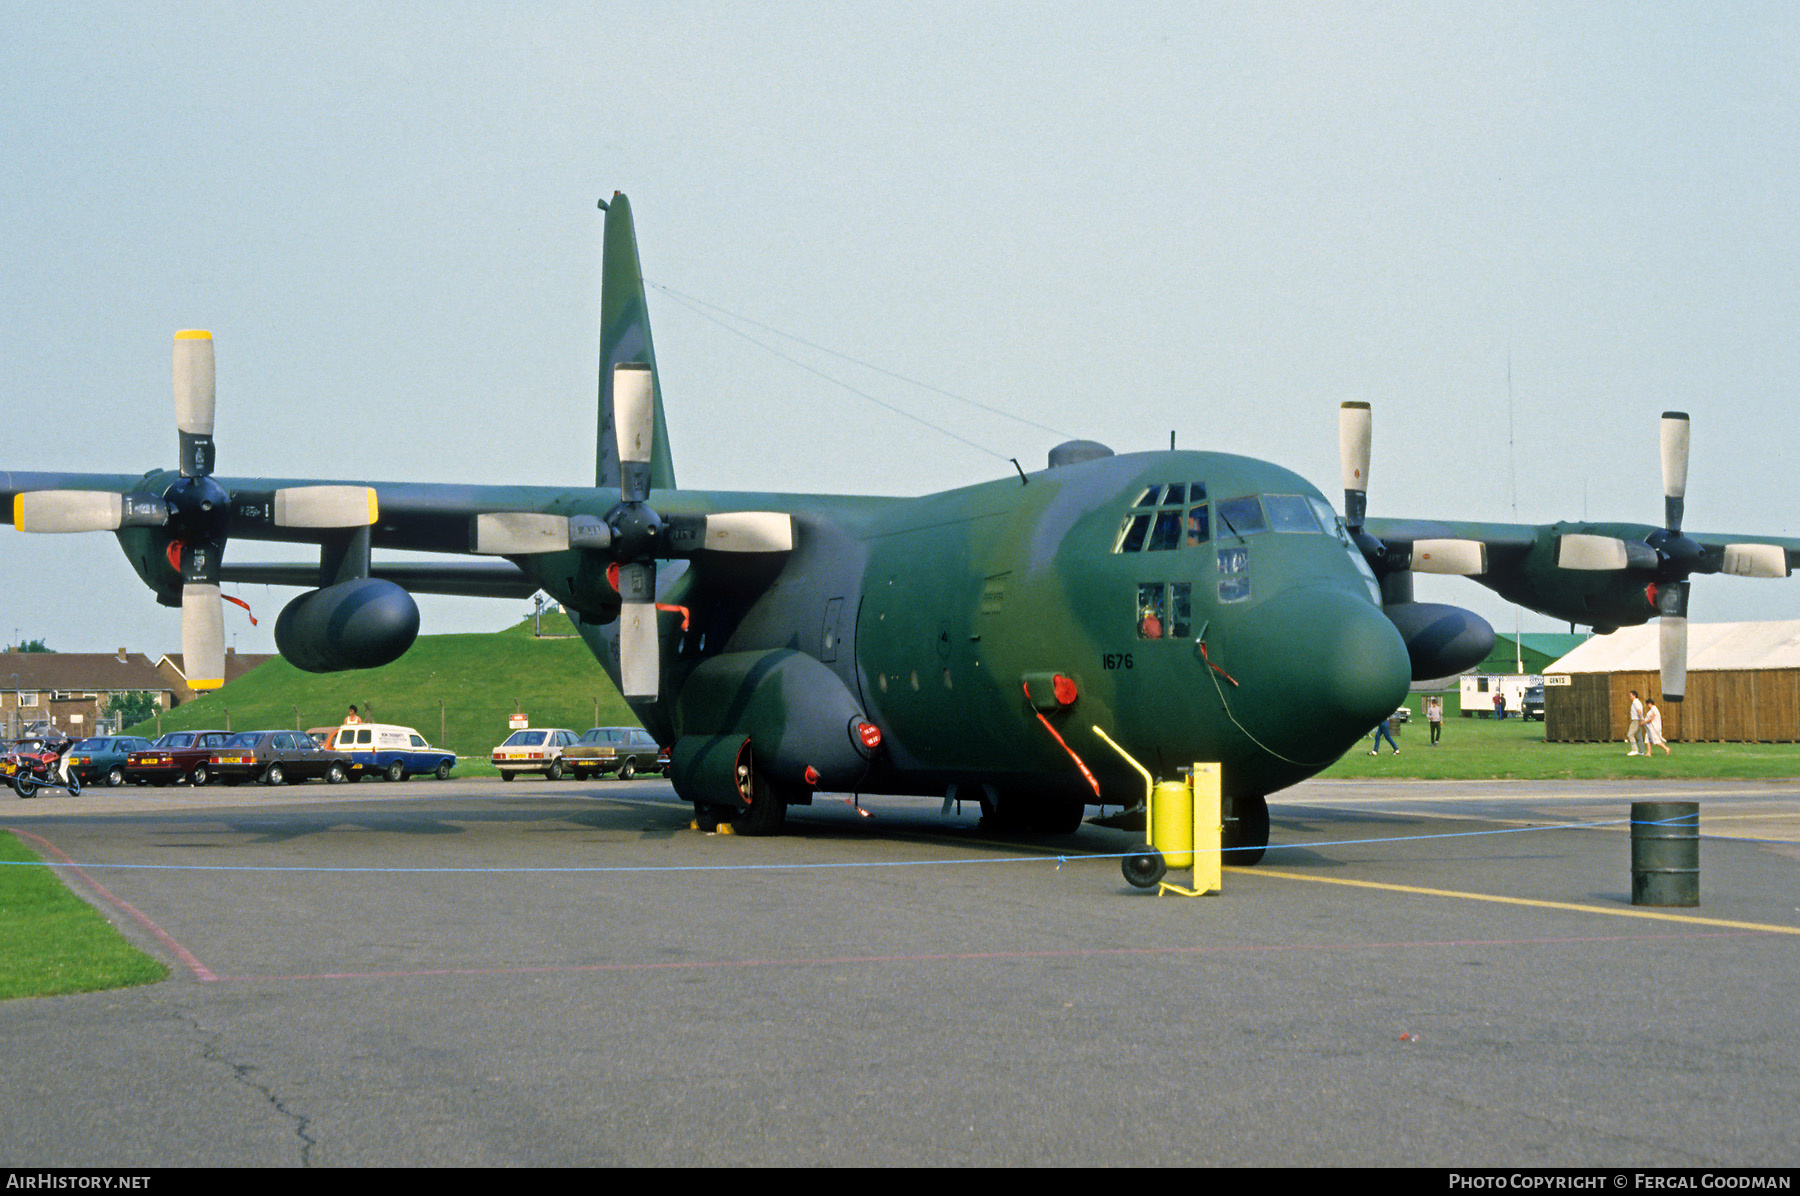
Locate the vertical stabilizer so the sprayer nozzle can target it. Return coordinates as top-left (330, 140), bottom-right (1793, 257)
top-left (597, 193), bottom-right (677, 490)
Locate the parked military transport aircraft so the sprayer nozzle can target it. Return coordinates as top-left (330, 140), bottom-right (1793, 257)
top-left (8, 194), bottom-right (1800, 860)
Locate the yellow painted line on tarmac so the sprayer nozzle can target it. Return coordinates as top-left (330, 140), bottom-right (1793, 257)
top-left (1241, 867), bottom-right (1800, 936)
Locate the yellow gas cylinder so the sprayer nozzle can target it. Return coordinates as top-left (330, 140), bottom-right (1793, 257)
top-left (1152, 779), bottom-right (1193, 869)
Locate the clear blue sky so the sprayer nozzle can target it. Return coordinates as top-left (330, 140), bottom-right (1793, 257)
top-left (4, 3), bottom-right (1797, 655)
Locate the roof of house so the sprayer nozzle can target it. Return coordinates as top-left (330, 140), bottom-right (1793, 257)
top-left (157, 652), bottom-right (276, 686)
top-left (1546, 620), bottom-right (1800, 673)
top-left (0, 651), bottom-right (173, 692)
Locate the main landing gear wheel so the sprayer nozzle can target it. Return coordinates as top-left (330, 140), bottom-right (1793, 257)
top-left (730, 744), bottom-right (789, 836)
top-left (1031, 794), bottom-right (1086, 836)
top-left (977, 789), bottom-right (1028, 832)
top-left (1223, 794), bottom-right (1270, 866)
top-left (979, 788), bottom-right (1083, 835)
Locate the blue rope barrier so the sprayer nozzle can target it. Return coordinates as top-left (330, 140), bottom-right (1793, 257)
top-left (0, 813), bottom-right (1751, 874)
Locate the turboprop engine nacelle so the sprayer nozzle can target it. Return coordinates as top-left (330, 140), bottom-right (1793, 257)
top-left (274, 578), bottom-right (421, 673)
top-left (1383, 602), bottom-right (1495, 681)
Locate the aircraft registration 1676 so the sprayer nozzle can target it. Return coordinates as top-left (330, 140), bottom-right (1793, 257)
top-left (9, 194), bottom-right (1800, 861)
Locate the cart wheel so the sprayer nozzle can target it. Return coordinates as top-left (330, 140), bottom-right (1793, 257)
top-left (1122, 850), bottom-right (1167, 890)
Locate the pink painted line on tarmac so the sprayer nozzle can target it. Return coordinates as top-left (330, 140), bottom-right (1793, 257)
top-left (7, 826), bottom-right (218, 982)
top-left (212, 927), bottom-right (1759, 984)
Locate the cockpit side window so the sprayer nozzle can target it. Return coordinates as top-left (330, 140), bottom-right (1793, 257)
top-left (1115, 513), bottom-right (1151, 553)
top-left (1186, 505), bottom-right (1209, 546)
top-left (1147, 509), bottom-right (1182, 551)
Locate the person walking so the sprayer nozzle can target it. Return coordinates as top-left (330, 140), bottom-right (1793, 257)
top-left (1626, 690), bottom-right (1644, 756)
top-left (1427, 696), bottom-right (1443, 746)
top-left (1644, 699), bottom-right (1671, 756)
top-left (1370, 717), bottom-right (1400, 755)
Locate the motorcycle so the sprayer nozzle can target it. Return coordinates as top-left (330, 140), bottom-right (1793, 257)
top-left (2, 738), bottom-right (82, 798)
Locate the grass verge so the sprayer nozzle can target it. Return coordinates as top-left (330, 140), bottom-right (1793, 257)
top-left (1323, 714), bottom-right (1800, 781)
top-left (0, 831), bottom-right (169, 1000)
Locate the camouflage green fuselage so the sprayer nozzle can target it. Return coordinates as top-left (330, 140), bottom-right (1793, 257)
top-left (547, 447), bottom-right (1411, 805)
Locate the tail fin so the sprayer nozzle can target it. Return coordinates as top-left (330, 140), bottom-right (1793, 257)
top-left (597, 193), bottom-right (677, 491)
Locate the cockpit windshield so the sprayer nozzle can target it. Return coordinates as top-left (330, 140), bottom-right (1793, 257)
top-left (1114, 488), bottom-right (1332, 554)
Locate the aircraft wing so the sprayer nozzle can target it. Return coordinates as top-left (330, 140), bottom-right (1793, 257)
top-left (1363, 515), bottom-right (1800, 577)
top-left (6, 469), bottom-right (602, 556)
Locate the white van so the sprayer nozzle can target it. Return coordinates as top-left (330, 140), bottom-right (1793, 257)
top-left (329, 723), bottom-right (457, 781)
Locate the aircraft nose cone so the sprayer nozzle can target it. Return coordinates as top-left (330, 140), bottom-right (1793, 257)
top-left (1244, 586), bottom-right (1412, 739)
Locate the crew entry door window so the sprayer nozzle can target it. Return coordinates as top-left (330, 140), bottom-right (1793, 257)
top-left (1136, 582), bottom-right (1193, 639)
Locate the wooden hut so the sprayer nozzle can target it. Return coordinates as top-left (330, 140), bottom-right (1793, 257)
top-left (1543, 620), bottom-right (1800, 743)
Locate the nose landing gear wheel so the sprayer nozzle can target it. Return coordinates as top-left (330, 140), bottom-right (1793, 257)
top-left (1223, 794), bottom-right (1269, 866)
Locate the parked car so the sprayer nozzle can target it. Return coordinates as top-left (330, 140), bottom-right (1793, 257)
top-left (65, 736), bottom-right (156, 787)
top-left (206, 729), bottom-right (355, 785)
top-left (331, 722), bottom-right (457, 781)
top-left (562, 726), bottom-right (670, 780)
top-left (1521, 683), bottom-right (1546, 722)
top-left (490, 728), bottom-right (577, 781)
top-left (126, 730), bottom-right (233, 786)
top-left (1390, 704), bottom-right (1412, 724)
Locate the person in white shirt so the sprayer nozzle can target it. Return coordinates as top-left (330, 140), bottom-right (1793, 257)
top-left (1626, 690), bottom-right (1644, 756)
top-left (1644, 700), bottom-right (1671, 756)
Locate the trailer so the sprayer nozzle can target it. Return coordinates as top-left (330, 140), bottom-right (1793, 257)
top-left (1460, 673), bottom-right (1542, 719)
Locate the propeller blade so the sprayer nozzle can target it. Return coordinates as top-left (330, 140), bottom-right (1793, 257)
top-left (174, 330), bottom-right (217, 478)
top-left (273, 486), bottom-right (378, 528)
top-left (1660, 613), bottom-right (1687, 703)
top-left (1555, 534), bottom-right (1659, 572)
top-left (181, 583), bottom-right (226, 691)
top-left (1656, 580), bottom-right (1689, 702)
top-left (1338, 401), bottom-right (1371, 531)
top-left (1410, 538), bottom-right (1488, 576)
top-left (1720, 543), bottom-right (1790, 579)
top-left (664, 511), bottom-right (796, 554)
top-left (14, 491), bottom-right (124, 533)
top-left (617, 602), bottom-right (661, 700)
top-left (1661, 411), bottom-right (1689, 533)
top-left (471, 512), bottom-right (569, 555)
top-left (614, 363), bottom-right (655, 504)
top-left (614, 560), bottom-right (659, 700)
